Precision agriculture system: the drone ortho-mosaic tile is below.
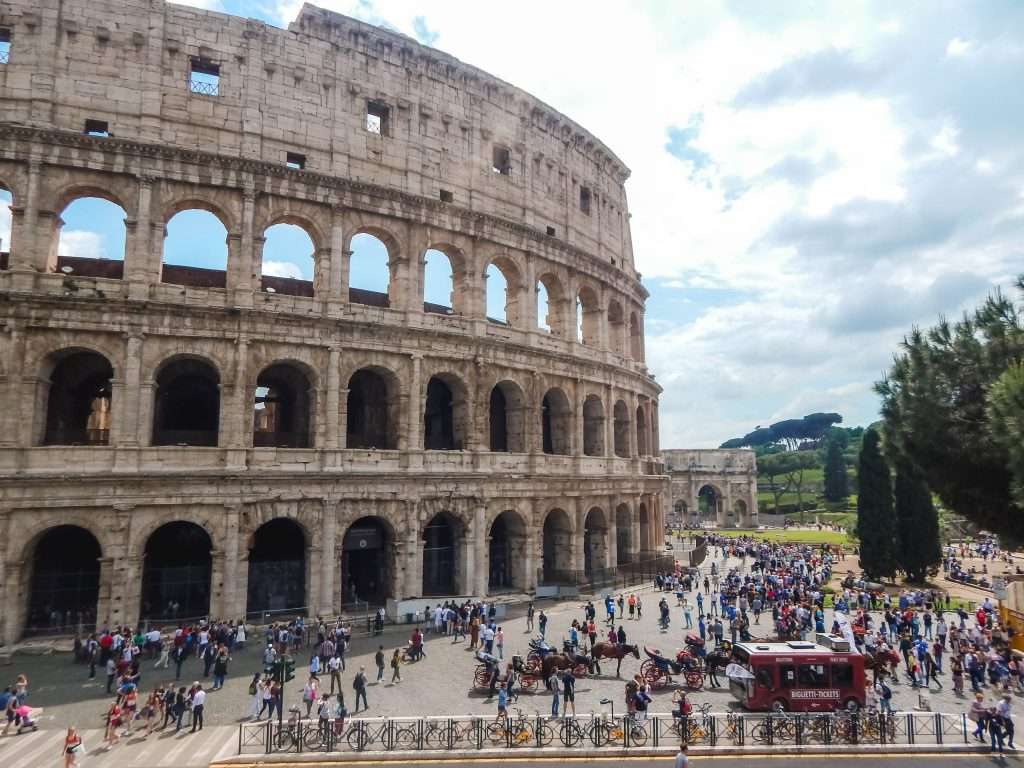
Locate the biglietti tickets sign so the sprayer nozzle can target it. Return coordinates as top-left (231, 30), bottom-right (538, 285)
top-left (791, 690), bottom-right (840, 699)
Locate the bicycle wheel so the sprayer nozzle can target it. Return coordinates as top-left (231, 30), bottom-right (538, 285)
top-left (485, 721), bottom-right (506, 745)
top-left (534, 721), bottom-right (555, 747)
top-left (302, 728), bottom-right (328, 751)
top-left (630, 723), bottom-right (649, 746)
top-left (274, 727), bottom-right (297, 751)
top-left (559, 721), bottom-right (583, 747)
top-left (589, 721), bottom-right (611, 747)
top-left (347, 723), bottom-right (369, 751)
top-left (393, 726), bottom-right (418, 750)
top-left (511, 723), bottom-right (534, 746)
top-left (424, 723), bottom-right (448, 749)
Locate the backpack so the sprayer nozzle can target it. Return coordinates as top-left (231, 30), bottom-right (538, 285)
top-left (880, 683), bottom-right (892, 700)
top-left (248, 680), bottom-right (258, 696)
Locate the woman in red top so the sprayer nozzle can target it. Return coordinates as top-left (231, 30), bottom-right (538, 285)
top-left (104, 701), bottom-right (122, 747)
top-left (122, 687), bottom-right (138, 734)
top-left (62, 726), bottom-right (83, 768)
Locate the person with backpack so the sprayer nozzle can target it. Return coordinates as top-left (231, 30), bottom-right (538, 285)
top-left (302, 675), bottom-right (318, 717)
top-left (353, 667), bottom-right (368, 713)
top-left (374, 646), bottom-right (386, 682)
top-left (875, 675), bottom-right (894, 714)
top-left (246, 674), bottom-right (261, 719)
top-left (548, 672), bottom-right (560, 717)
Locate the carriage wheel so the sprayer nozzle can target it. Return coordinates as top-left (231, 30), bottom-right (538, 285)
top-left (685, 670), bottom-right (704, 690)
top-left (573, 663), bottom-right (588, 678)
top-left (641, 661), bottom-right (663, 687)
top-left (520, 676), bottom-right (538, 692)
top-left (474, 668), bottom-right (490, 688)
top-left (526, 651), bottom-right (541, 665)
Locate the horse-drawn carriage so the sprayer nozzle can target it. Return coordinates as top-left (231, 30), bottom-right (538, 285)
top-left (641, 639), bottom-right (704, 690)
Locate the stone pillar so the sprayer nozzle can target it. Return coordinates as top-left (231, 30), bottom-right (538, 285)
top-left (3, 558), bottom-right (23, 646)
top-left (472, 502), bottom-right (487, 597)
top-left (327, 207), bottom-right (347, 314)
top-left (230, 188), bottom-right (257, 307)
top-left (115, 554), bottom-right (142, 628)
top-left (607, 499), bottom-right (618, 569)
top-left (222, 506), bottom-right (242, 619)
top-left (403, 509), bottom-right (421, 598)
top-left (224, 336), bottom-right (249, 467)
top-left (111, 333), bottom-right (144, 450)
top-left (571, 498), bottom-right (585, 578)
top-left (324, 347), bottom-right (341, 450)
top-left (0, 510), bottom-right (11, 643)
top-left (126, 176), bottom-right (157, 299)
top-left (8, 158), bottom-right (43, 288)
top-left (405, 354), bottom-right (423, 465)
top-left (320, 501), bottom-right (337, 615)
top-left (603, 383), bottom-right (614, 460)
top-left (631, 504), bottom-right (642, 561)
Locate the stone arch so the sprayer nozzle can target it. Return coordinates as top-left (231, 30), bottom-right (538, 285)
top-left (253, 361), bottom-right (315, 448)
top-left (255, 207), bottom-right (329, 253)
top-left (52, 187), bottom-right (130, 276)
top-left (423, 372), bottom-right (469, 450)
top-left (422, 510), bottom-right (465, 595)
top-left (698, 484), bottom-right (724, 524)
top-left (342, 515), bottom-right (397, 605)
top-left (140, 521), bottom-right (213, 621)
top-left (615, 503), bottom-right (632, 565)
top-left (536, 272), bottom-right (567, 336)
top-left (33, 347), bottom-right (114, 447)
top-left (151, 354), bottom-right (221, 447)
top-left (541, 507), bottom-right (573, 583)
top-left (22, 524), bottom-right (102, 637)
top-left (488, 509), bottom-right (528, 591)
top-left (488, 379), bottom-right (527, 453)
top-left (613, 399), bottom-right (630, 458)
top-left (162, 196), bottom-right (235, 233)
top-left (348, 229), bottom-right (397, 307)
top-left (576, 283), bottom-right (601, 346)
top-left (346, 365), bottom-right (401, 450)
top-left (583, 506), bottom-right (609, 577)
top-left (484, 254), bottom-right (524, 326)
top-left (161, 200), bottom-right (231, 287)
top-left (423, 243), bottom-right (468, 314)
top-left (259, 218), bottom-right (318, 297)
top-left (607, 299), bottom-right (626, 355)
top-left (246, 517), bottom-right (308, 617)
top-left (582, 393), bottom-right (605, 456)
top-left (734, 499), bottom-right (748, 526)
top-left (541, 386), bottom-right (572, 455)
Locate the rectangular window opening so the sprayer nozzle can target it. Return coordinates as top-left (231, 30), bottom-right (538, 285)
top-left (0, 28), bottom-right (10, 64)
top-left (492, 145), bottom-right (511, 175)
top-left (546, 226), bottom-right (556, 237)
top-left (84, 119), bottom-right (109, 138)
top-left (189, 58), bottom-right (220, 97)
top-left (286, 152), bottom-right (306, 170)
top-left (439, 189), bottom-right (454, 203)
top-left (580, 186), bottom-right (592, 215)
top-left (366, 100), bottom-right (390, 136)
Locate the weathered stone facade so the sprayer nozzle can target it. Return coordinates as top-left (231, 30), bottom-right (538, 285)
top-left (0, 0), bottom-right (667, 642)
top-left (663, 450), bottom-right (757, 528)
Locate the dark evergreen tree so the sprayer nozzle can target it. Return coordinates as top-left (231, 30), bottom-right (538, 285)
top-left (856, 428), bottom-right (898, 580)
top-left (823, 441), bottom-right (848, 502)
top-left (894, 458), bottom-right (942, 582)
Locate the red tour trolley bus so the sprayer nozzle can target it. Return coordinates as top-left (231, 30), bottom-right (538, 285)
top-left (728, 637), bottom-right (866, 712)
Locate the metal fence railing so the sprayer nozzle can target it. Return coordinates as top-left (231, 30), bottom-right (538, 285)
top-left (237, 710), bottom-right (969, 755)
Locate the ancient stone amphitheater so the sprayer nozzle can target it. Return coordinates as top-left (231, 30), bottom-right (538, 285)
top-left (0, 0), bottom-right (666, 643)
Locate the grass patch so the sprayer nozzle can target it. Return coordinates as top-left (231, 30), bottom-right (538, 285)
top-left (700, 528), bottom-right (852, 546)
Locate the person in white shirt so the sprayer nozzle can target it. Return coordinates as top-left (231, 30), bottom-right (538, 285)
top-left (674, 741), bottom-right (689, 767)
top-left (190, 685), bottom-right (206, 732)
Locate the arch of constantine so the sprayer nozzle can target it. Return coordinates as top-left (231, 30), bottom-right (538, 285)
top-left (663, 450), bottom-right (758, 528)
top-left (0, 0), bottom-right (666, 642)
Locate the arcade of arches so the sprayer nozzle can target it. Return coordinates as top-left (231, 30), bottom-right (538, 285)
top-left (4, 493), bottom-right (666, 643)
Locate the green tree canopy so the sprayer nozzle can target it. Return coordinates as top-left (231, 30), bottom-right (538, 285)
top-left (823, 440), bottom-right (849, 502)
top-left (989, 361), bottom-right (1024, 511)
top-left (719, 413), bottom-right (843, 450)
top-left (856, 428), bottom-right (898, 580)
top-left (893, 457), bottom-right (941, 582)
top-left (876, 277), bottom-right (1024, 540)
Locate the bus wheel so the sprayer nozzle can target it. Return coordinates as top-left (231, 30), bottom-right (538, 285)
top-left (843, 699), bottom-right (860, 713)
top-left (771, 699), bottom-right (787, 713)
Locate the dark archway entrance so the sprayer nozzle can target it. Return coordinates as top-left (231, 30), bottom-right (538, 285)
top-left (488, 511), bottom-right (526, 591)
top-left (423, 377), bottom-right (456, 450)
top-left (583, 507), bottom-right (607, 578)
top-left (246, 519), bottom-right (306, 617)
top-left (342, 517), bottom-right (391, 605)
top-left (253, 364), bottom-right (311, 448)
top-left (347, 368), bottom-right (397, 449)
top-left (615, 504), bottom-right (631, 566)
top-left (25, 526), bottom-right (101, 636)
top-left (541, 509), bottom-right (572, 583)
top-left (422, 513), bottom-right (460, 595)
top-left (141, 522), bottom-right (212, 621)
top-left (152, 358), bottom-right (220, 446)
top-left (489, 386), bottom-right (508, 451)
top-left (541, 388), bottom-right (571, 455)
top-left (43, 351), bottom-right (113, 445)
top-left (698, 485), bottom-right (720, 521)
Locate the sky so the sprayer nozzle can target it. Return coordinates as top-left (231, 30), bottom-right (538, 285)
top-left (5, 0), bottom-right (1022, 448)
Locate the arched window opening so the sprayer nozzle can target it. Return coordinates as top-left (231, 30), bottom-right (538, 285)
top-left (342, 517), bottom-right (393, 605)
top-left (422, 512), bottom-right (461, 595)
top-left (253, 364), bottom-right (312, 448)
top-left (261, 223), bottom-right (315, 297)
top-left (141, 521), bottom-right (212, 621)
top-left (541, 509), bottom-right (572, 583)
top-left (488, 511), bottom-right (527, 591)
top-left (42, 351), bottom-right (113, 445)
top-left (162, 209), bottom-right (229, 288)
top-left (247, 518), bottom-right (306, 617)
top-left (483, 264), bottom-right (507, 325)
top-left (582, 394), bottom-right (605, 457)
top-left (25, 526), bottom-right (100, 636)
top-left (347, 368), bottom-right (398, 449)
top-left (536, 280), bottom-right (551, 332)
top-left (698, 485), bottom-right (720, 521)
top-left (734, 499), bottom-right (748, 525)
top-left (615, 504), bottom-right (631, 565)
top-left (577, 286), bottom-right (601, 346)
top-left (636, 406), bottom-right (648, 457)
top-left (424, 375), bottom-right (465, 450)
top-left (423, 248), bottom-right (454, 314)
top-left (537, 274), bottom-right (565, 336)
top-left (613, 399), bottom-right (630, 458)
top-left (0, 187), bottom-right (12, 269)
top-left (608, 300), bottom-right (625, 356)
top-left (152, 358), bottom-right (220, 446)
top-left (583, 507), bottom-right (608, 578)
top-left (630, 311), bottom-right (643, 361)
top-left (55, 197), bottom-right (127, 279)
top-left (541, 388), bottom-right (571, 455)
top-left (489, 380), bottom-right (526, 453)
top-left (349, 233), bottom-right (391, 307)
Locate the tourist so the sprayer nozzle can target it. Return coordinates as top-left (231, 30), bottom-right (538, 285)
top-left (391, 649), bottom-right (402, 683)
top-left (496, 626), bottom-right (505, 659)
top-left (526, 602), bottom-right (535, 632)
top-left (548, 672), bottom-right (560, 717)
top-left (212, 647), bottom-right (230, 690)
top-left (247, 674), bottom-right (262, 719)
top-left (675, 741), bottom-right (689, 768)
top-left (353, 667), bottom-right (368, 713)
top-left (561, 669), bottom-right (577, 718)
top-left (302, 675), bottom-right (319, 717)
top-left (374, 646), bottom-right (385, 683)
top-left (328, 653), bottom-right (343, 694)
top-left (103, 699), bottom-right (122, 747)
top-left (62, 726), bottom-right (83, 768)
top-left (970, 693), bottom-right (989, 741)
top-left (190, 684), bottom-right (206, 732)
top-left (997, 693), bottom-right (1015, 749)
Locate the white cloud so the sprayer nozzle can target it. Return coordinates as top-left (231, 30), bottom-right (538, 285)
top-left (262, 260), bottom-right (306, 279)
top-left (946, 37), bottom-right (973, 57)
top-left (929, 121), bottom-right (960, 157)
top-left (58, 230), bottom-right (106, 259)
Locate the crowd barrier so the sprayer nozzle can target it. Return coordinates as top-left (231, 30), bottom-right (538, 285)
top-left (237, 709), bottom-right (969, 754)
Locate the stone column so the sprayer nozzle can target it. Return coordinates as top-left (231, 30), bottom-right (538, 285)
top-left (603, 383), bottom-right (614, 460)
top-left (327, 207), bottom-right (347, 315)
top-left (112, 333), bottom-right (144, 450)
top-left (324, 347), bottom-right (341, 450)
top-left (224, 336), bottom-right (250, 467)
top-left (607, 498), bottom-right (618, 569)
top-left (523, 251), bottom-right (538, 330)
top-left (631, 504), bottom-right (642, 562)
top-left (230, 188), bottom-right (257, 307)
top-left (403, 506), bottom-right (421, 598)
top-left (209, 548), bottom-right (225, 619)
top-left (8, 158), bottom-right (43, 289)
top-left (115, 554), bottom-right (142, 628)
top-left (0, 511), bottom-right (10, 643)
top-left (3, 558), bottom-right (23, 646)
top-left (571, 498), bottom-right (585, 578)
top-left (126, 176), bottom-right (157, 299)
top-left (472, 502), bottom-right (487, 597)
top-left (222, 506), bottom-right (242, 619)
top-left (320, 501), bottom-right (337, 615)
top-left (405, 354), bottom-right (422, 466)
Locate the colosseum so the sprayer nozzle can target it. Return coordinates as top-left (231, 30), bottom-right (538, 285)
top-left (0, 0), bottom-right (667, 643)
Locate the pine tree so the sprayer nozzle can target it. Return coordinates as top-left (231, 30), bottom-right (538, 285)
top-left (856, 428), bottom-right (898, 580)
top-left (894, 457), bottom-right (942, 582)
top-left (823, 441), bottom-right (849, 502)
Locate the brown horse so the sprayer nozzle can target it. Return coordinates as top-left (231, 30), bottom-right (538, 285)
top-left (589, 643), bottom-right (640, 677)
top-left (541, 652), bottom-right (593, 681)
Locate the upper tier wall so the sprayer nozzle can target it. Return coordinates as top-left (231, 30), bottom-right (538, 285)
top-left (0, 0), bottom-right (637, 275)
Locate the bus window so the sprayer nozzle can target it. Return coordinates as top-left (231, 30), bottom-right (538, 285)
top-left (756, 667), bottom-right (773, 689)
top-left (780, 665), bottom-right (796, 688)
top-left (798, 664), bottom-right (828, 687)
top-left (832, 664), bottom-right (853, 687)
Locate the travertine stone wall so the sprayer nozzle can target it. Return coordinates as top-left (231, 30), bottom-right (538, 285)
top-left (0, 0), bottom-right (667, 644)
top-left (663, 449), bottom-right (758, 528)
